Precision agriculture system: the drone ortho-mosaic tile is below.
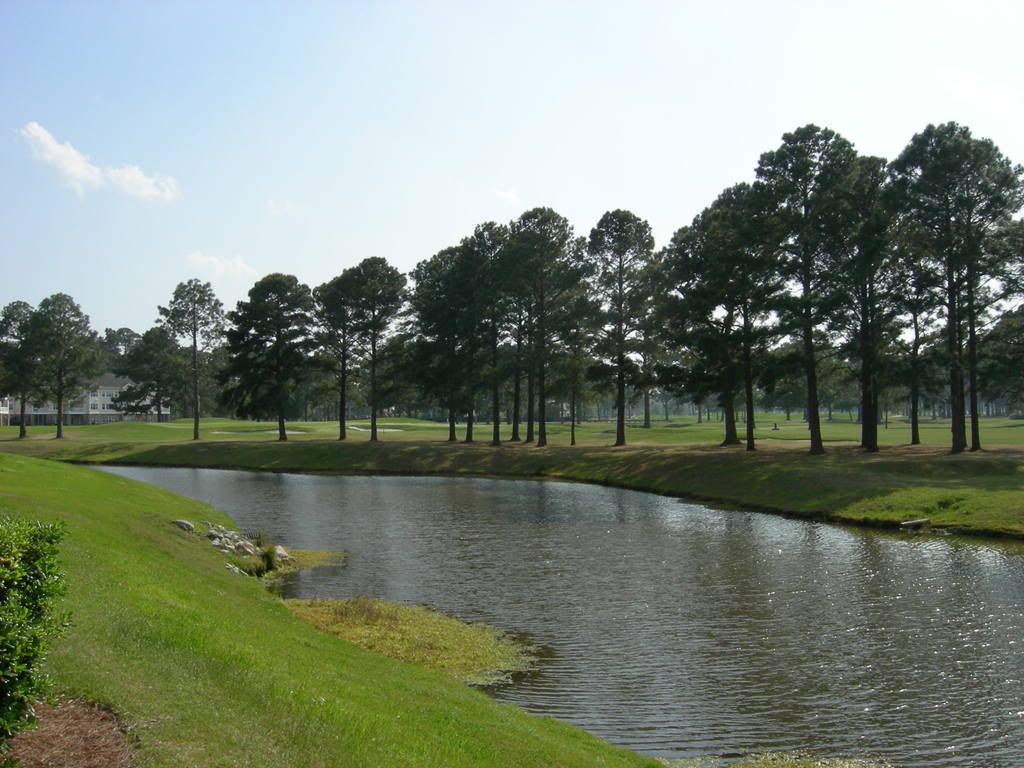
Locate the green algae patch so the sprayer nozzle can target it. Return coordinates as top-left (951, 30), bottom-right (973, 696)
top-left (262, 547), bottom-right (345, 583)
top-left (287, 597), bottom-right (535, 685)
top-left (285, 548), bottom-right (345, 569)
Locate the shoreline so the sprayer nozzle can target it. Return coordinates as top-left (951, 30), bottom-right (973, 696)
top-left (93, 457), bottom-right (1020, 543)
top-left (44, 437), bottom-right (1024, 543)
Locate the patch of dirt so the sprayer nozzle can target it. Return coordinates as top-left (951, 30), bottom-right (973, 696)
top-left (8, 699), bottom-right (133, 768)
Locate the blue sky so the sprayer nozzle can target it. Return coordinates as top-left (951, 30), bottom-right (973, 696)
top-left (2, 1), bottom-right (1022, 332)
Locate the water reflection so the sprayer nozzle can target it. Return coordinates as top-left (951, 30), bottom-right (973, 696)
top-left (99, 467), bottom-right (1024, 767)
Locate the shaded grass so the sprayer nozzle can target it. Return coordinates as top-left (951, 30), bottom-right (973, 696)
top-left (7, 412), bottom-right (1024, 449)
top-left (0, 452), bottom-right (656, 768)
top-left (288, 597), bottom-right (534, 686)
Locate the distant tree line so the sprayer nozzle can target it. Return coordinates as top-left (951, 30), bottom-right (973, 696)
top-left (2, 122), bottom-right (1022, 454)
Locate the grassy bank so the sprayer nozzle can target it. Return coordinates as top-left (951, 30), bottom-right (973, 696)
top-left (0, 451), bottom-right (656, 767)
top-left (3, 425), bottom-right (1023, 539)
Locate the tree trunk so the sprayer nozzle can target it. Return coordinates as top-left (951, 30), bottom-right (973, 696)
top-left (18, 395), bottom-right (27, 439)
top-left (946, 259), bottom-right (966, 453)
top-left (338, 390), bottom-right (346, 441)
top-left (192, 326), bottom-right (200, 441)
top-left (447, 405), bottom-right (457, 442)
top-left (910, 389), bottom-right (920, 445)
top-left (537, 306), bottom-right (547, 447)
top-left (277, 404), bottom-right (287, 442)
top-left (643, 388), bottom-right (651, 429)
top-left (537, 372), bottom-right (547, 447)
top-left (721, 396), bottom-right (740, 446)
top-left (525, 366), bottom-right (535, 443)
top-left (614, 354), bottom-right (626, 447)
top-left (338, 351), bottom-right (348, 440)
top-left (967, 267), bottom-right (981, 451)
top-left (742, 328), bottom-right (756, 451)
top-left (909, 313), bottom-right (921, 445)
top-left (465, 407), bottom-right (474, 443)
top-left (801, 315), bottom-right (824, 454)
top-left (570, 390), bottom-right (577, 447)
top-left (490, 329), bottom-right (501, 446)
top-left (369, 337), bottom-right (378, 442)
top-left (55, 378), bottom-right (64, 439)
top-left (510, 331), bottom-right (521, 441)
top-left (696, 403), bottom-right (702, 424)
top-left (860, 341), bottom-right (878, 452)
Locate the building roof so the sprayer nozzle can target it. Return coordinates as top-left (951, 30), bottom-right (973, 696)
top-left (92, 373), bottom-right (132, 389)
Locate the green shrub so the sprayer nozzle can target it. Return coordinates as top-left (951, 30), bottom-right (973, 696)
top-left (0, 518), bottom-right (67, 745)
top-left (259, 544), bottom-right (277, 574)
top-left (237, 544), bottom-right (278, 577)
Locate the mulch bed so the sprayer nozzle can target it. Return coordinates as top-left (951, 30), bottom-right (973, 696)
top-left (7, 699), bottom-right (133, 768)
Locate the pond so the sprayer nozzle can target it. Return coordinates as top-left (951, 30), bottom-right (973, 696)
top-left (99, 466), bottom-right (1024, 767)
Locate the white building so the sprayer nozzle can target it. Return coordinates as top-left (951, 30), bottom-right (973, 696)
top-left (8, 373), bottom-right (169, 426)
top-left (0, 396), bottom-right (9, 427)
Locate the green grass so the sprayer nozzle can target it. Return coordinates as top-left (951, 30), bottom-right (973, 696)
top-left (287, 597), bottom-right (534, 686)
top-left (0, 451), bottom-right (657, 767)
top-left (7, 411), bottom-right (1024, 449)
top-left (3, 420), bottom-right (1023, 539)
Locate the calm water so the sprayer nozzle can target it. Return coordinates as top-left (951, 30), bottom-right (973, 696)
top-left (99, 466), bottom-right (1024, 767)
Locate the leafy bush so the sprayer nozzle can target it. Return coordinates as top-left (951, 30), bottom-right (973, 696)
top-left (259, 544), bottom-right (277, 575)
top-left (0, 519), bottom-right (67, 745)
top-left (237, 544), bottom-right (278, 577)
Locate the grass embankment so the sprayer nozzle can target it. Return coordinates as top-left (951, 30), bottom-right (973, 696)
top-left (288, 598), bottom-right (534, 685)
top-left (3, 424), bottom-right (1023, 539)
top-left (0, 451), bottom-right (656, 768)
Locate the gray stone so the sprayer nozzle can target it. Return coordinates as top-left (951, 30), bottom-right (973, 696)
top-left (174, 519), bottom-right (195, 532)
top-left (225, 563), bottom-right (247, 576)
top-left (234, 540), bottom-right (258, 557)
top-left (274, 545), bottom-right (293, 562)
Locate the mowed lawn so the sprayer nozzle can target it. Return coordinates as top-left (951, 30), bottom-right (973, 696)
top-left (5, 412), bottom-right (1024, 450)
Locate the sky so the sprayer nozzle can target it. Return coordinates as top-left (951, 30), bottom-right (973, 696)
top-left (2, 0), bottom-right (1023, 333)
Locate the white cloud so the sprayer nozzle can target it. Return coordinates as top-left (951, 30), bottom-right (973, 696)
top-left (19, 121), bottom-right (103, 195)
top-left (494, 186), bottom-right (522, 207)
top-left (19, 121), bottom-right (180, 201)
top-left (265, 198), bottom-right (298, 217)
top-left (106, 164), bottom-right (180, 202)
top-left (186, 251), bottom-right (257, 279)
